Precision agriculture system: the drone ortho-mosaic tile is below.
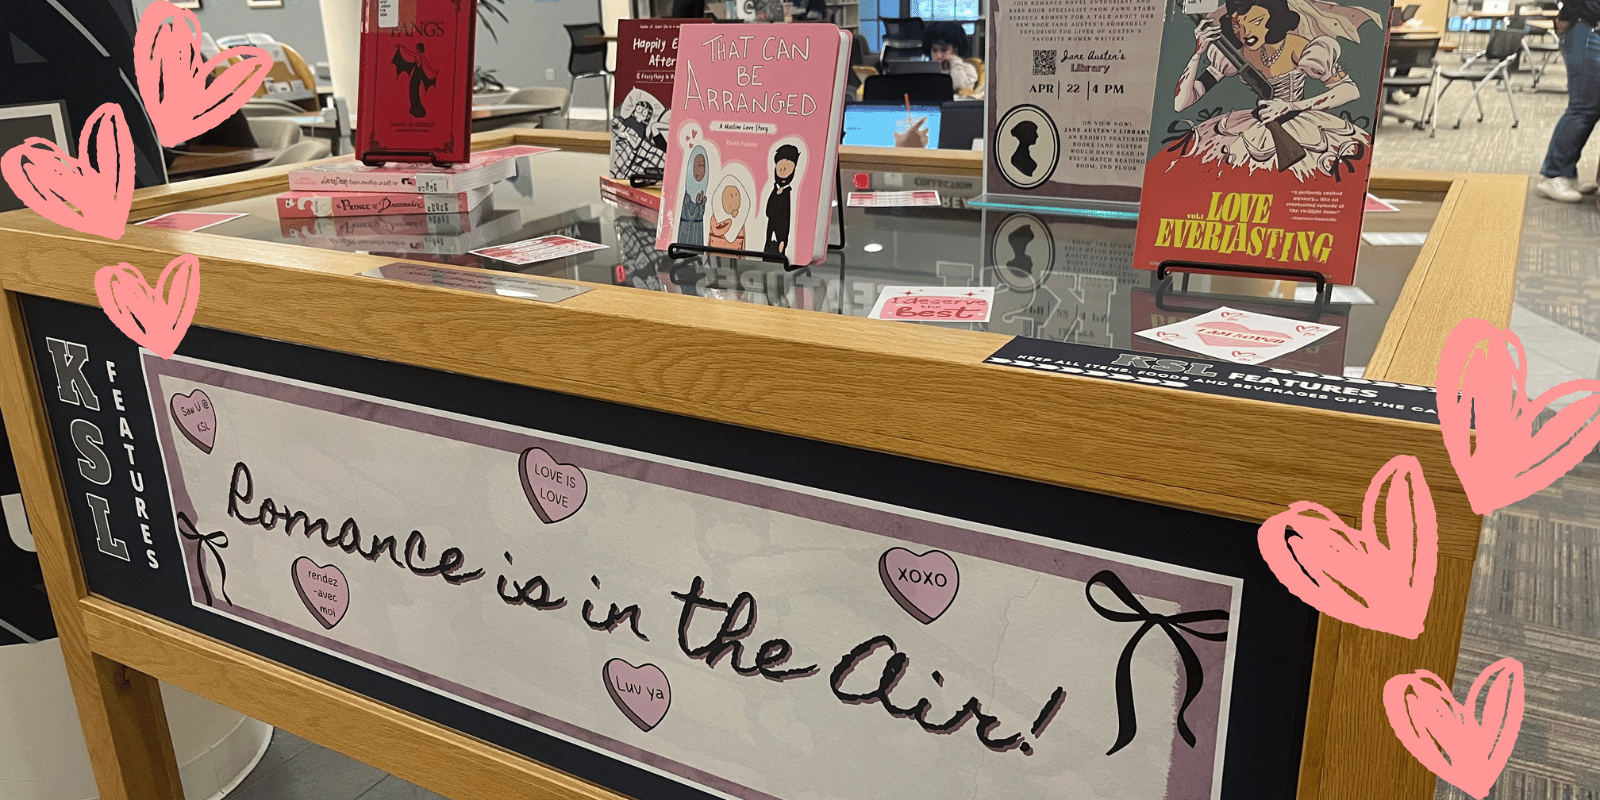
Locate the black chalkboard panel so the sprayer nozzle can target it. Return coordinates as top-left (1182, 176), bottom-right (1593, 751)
top-left (23, 295), bottom-right (1317, 800)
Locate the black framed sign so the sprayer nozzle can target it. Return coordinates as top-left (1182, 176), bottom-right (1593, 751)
top-left (25, 295), bottom-right (1320, 800)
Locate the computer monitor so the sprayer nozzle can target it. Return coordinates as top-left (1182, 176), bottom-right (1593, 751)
top-left (841, 103), bottom-right (943, 149)
top-left (937, 100), bottom-right (983, 150)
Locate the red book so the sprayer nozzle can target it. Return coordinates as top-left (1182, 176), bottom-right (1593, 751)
top-left (356, 0), bottom-right (477, 166)
top-left (609, 19), bottom-right (711, 181)
top-left (277, 184), bottom-right (492, 218)
top-left (599, 176), bottom-right (663, 211)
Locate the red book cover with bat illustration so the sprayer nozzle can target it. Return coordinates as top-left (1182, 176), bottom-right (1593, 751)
top-left (1132, 0), bottom-right (1389, 285)
top-left (356, 0), bottom-right (477, 166)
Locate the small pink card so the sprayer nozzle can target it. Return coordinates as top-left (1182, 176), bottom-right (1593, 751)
top-left (472, 235), bottom-right (608, 266)
top-left (848, 191), bottom-right (940, 208)
top-left (869, 286), bottom-right (993, 323)
top-left (1364, 194), bottom-right (1400, 213)
top-left (137, 211), bottom-right (248, 231)
top-left (1136, 307), bottom-right (1340, 365)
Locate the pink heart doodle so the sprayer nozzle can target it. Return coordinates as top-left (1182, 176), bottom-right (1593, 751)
top-left (1437, 318), bottom-right (1600, 514)
top-left (879, 548), bottom-right (959, 624)
top-left (135, 1), bottom-right (271, 147)
top-left (1230, 351), bottom-right (1259, 361)
top-left (1257, 455), bottom-right (1437, 638)
top-left (1155, 331), bottom-right (1180, 341)
top-left (519, 447), bottom-right (589, 523)
top-left (169, 389), bottom-right (216, 453)
top-left (1385, 658), bottom-right (1524, 799)
top-left (1296, 325), bottom-right (1322, 336)
top-left (1220, 311), bottom-right (1244, 320)
top-left (291, 557), bottom-right (350, 630)
top-left (94, 255), bottom-right (201, 359)
top-left (1, 103), bottom-right (133, 240)
top-left (1196, 322), bottom-right (1289, 348)
top-left (604, 659), bottom-right (671, 732)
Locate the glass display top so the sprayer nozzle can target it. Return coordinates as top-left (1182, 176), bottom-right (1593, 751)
top-left (167, 149), bottom-right (1444, 378)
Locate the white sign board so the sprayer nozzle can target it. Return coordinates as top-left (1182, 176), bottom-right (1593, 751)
top-left (145, 353), bottom-right (1240, 800)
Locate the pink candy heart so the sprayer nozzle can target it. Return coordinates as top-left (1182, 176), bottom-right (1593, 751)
top-left (879, 548), bottom-right (959, 624)
top-left (291, 557), bottom-right (350, 630)
top-left (135, 1), bottom-right (271, 147)
top-left (94, 255), bottom-right (201, 359)
top-left (1385, 658), bottom-right (1524, 799)
top-left (1, 103), bottom-right (133, 240)
top-left (604, 659), bottom-right (671, 732)
top-left (1437, 318), bottom-right (1600, 514)
top-left (519, 447), bottom-right (588, 524)
top-left (169, 389), bottom-right (216, 453)
top-left (1257, 455), bottom-right (1437, 638)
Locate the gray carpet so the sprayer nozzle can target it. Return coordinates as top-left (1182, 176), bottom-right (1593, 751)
top-left (1373, 46), bottom-right (1600, 800)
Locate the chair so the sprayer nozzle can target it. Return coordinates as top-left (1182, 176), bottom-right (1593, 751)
top-left (1381, 36), bottom-right (1442, 135)
top-left (261, 138), bottom-right (332, 168)
top-left (1521, 25), bottom-right (1562, 90)
top-left (1438, 27), bottom-right (1526, 129)
top-left (847, 33), bottom-right (874, 97)
top-left (564, 23), bottom-right (613, 122)
top-left (862, 73), bottom-right (954, 103)
top-left (881, 17), bottom-right (924, 60)
top-left (218, 35), bottom-right (320, 113)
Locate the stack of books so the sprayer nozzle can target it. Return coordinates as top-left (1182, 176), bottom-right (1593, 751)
top-left (277, 146), bottom-right (548, 255)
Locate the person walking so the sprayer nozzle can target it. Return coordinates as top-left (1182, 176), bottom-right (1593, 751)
top-left (1537, 0), bottom-right (1600, 202)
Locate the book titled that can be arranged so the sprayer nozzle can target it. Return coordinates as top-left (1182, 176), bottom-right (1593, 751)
top-left (654, 24), bottom-right (853, 266)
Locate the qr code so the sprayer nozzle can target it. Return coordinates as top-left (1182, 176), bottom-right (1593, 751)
top-left (1033, 49), bottom-right (1056, 75)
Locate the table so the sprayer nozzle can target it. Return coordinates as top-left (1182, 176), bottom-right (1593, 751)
top-left (0, 129), bottom-right (1526, 800)
top-left (283, 102), bottom-right (563, 155)
top-left (469, 102), bottom-right (563, 126)
top-left (167, 145), bottom-right (280, 179)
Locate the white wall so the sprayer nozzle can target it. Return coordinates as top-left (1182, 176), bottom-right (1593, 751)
top-left (474, 0), bottom-right (612, 110)
top-left (134, 0), bottom-right (332, 69)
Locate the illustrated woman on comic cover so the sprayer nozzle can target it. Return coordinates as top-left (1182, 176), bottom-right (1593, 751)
top-left (677, 145), bottom-right (710, 246)
top-left (1173, 0), bottom-right (1381, 178)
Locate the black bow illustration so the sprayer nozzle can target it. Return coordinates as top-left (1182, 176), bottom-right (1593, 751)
top-left (1326, 139), bottom-right (1368, 183)
top-left (1160, 108), bottom-right (1224, 154)
top-left (1085, 570), bottom-right (1229, 756)
top-left (178, 512), bottom-right (231, 606)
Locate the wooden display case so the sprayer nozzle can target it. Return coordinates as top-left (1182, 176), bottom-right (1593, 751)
top-left (0, 129), bottom-right (1524, 800)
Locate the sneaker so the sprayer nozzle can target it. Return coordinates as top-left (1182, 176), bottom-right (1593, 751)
top-left (1581, 180), bottom-right (1600, 194)
top-left (1537, 175), bottom-right (1584, 202)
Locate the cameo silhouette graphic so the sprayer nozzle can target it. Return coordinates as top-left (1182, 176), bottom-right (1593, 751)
top-left (989, 212), bottom-right (1055, 291)
top-left (993, 105), bottom-right (1059, 191)
top-left (392, 44), bottom-right (439, 118)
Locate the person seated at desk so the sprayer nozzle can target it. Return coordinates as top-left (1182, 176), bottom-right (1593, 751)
top-left (923, 23), bottom-right (980, 97)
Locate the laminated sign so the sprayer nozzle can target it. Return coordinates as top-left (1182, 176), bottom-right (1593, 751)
top-left (27, 296), bottom-right (1322, 800)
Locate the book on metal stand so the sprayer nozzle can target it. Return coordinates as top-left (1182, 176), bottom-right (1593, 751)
top-left (665, 164), bottom-right (847, 272)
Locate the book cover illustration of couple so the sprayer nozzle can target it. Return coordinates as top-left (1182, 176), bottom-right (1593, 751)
top-left (669, 128), bottom-right (809, 260)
